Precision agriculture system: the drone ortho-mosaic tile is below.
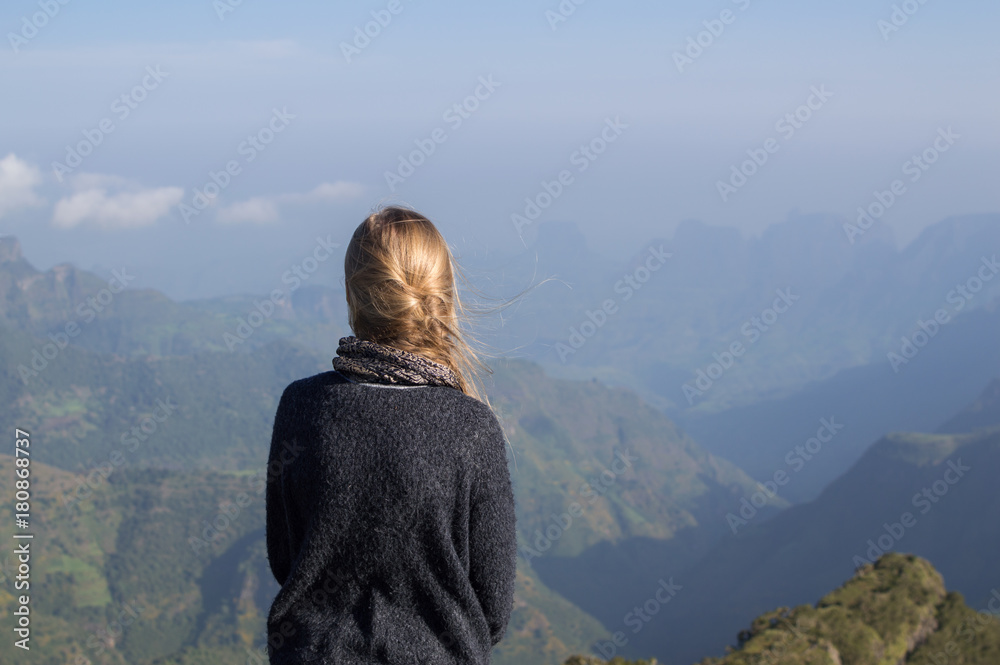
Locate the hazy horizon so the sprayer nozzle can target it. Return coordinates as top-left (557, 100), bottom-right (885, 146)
top-left (2, 0), bottom-right (998, 300)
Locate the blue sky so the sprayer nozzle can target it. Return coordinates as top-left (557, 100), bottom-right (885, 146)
top-left (1, 0), bottom-right (997, 299)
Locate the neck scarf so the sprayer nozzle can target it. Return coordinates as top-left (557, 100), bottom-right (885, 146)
top-left (333, 336), bottom-right (461, 390)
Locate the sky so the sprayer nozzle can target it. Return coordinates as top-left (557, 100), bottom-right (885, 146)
top-left (1, 0), bottom-right (997, 300)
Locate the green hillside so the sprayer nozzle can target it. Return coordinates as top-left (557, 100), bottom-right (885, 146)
top-left (565, 554), bottom-right (1000, 665)
top-left (609, 422), bottom-right (1000, 663)
top-left (5, 234), bottom-right (995, 665)
top-left (486, 359), bottom-right (787, 639)
top-left (0, 332), bottom-right (780, 664)
top-left (0, 324), bottom-right (330, 473)
top-left (488, 358), bottom-right (786, 559)
top-left (0, 236), bottom-right (348, 359)
top-left (0, 236), bottom-right (784, 664)
top-left (0, 452), bottom-right (610, 665)
top-left (0, 454), bottom-right (267, 664)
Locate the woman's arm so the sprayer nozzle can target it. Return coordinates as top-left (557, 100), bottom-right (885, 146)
top-left (467, 411), bottom-right (518, 646)
top-left (265, 384), bottom-right (296, 587)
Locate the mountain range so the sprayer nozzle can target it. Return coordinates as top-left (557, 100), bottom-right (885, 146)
top-left (0, 241), bottom-right (784, 663)
top-left (0, 212), bottom-right (997, 664)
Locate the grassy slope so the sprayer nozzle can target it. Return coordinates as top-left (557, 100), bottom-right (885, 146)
top-left (0, 343), bottom-right (783, 665)
top-left (609, 426), bottom-right (1000, 664)
top-left (566, 553), bottom-right (1000, 665)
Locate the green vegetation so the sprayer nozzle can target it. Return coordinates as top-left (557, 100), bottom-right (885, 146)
top-left (2, 238), bottom-right (998, 665)
top-left (0, 242), bottom-right (349, 360)
top-left (487, 358), bottom-right (786, 561)
top-left (0, 286), bottom-right (785, 665)
top-left (0, 454), bottom-right (268, 665)
top-left (565, 554), bottom-right (1000, 665)
top-left (0, 324), bottom-right (328, 473)
top-left (0, 346), bottom-right (779, 665)
top-left (564, 657), bottom-right (660, 665)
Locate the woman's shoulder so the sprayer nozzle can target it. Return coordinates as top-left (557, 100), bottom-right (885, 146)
top-left (272, 371), bottom-right (351, 417)
top-left (276, 371), bottom-right (503, 436)
top-left (433, 389), bottom-right (507, 448)
top-left (280, 370), bottom-right (351, 398)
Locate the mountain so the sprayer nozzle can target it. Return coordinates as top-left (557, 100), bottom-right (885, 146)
top-left (467, 213), bottom-right (1000, 420)
top-left (4, 215), bottom-right (998, 664)
top-left (0, 436), bottom-right (610, 665)
top-left (0, 235), bottom-right (349, 359)
top-left (564, 553), bottom-right (1000, 665)
top-left (0, 324), bottom-right (330, 473)
top-left (5, 213), bottom-right (1000, 420)
top-left (676, 301), bottom-right (1000, 502)
top-left (938, 379), bottom-right (1000, 434)
top-left (606, 401), bottom-right (1000, 663)
top-left (0, 354), bottom-right (778, 664)
top-left (0, 453), bottom-right (270, 665)
top-left (485, 359), bottom-right (787, 643)
top-left (0, 266), bottom-right (780, 665)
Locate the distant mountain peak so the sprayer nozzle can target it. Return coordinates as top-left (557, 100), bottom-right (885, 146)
top-left (904, 213), bottom-right (1000, 256)
top-left (534, 220), bottom-right (590, 254)
top-left (938, 377), bottom-right (1000, 434)
top-left (672, 218), bottom-right (745, 243)
top-left (0, 235), bottom-right (23, 264)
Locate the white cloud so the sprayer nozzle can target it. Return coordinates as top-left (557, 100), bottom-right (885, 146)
top-left (69, 173), bottom-right (131, 191)
top-left (216, 180), bottom-right (364, 224)
top-left (216, 197), bottom-right (280, 225)
top-left (52, 173), bottom-right (183, 229)
top-left (292, 181), bottom-right (366, 203)
top-left (0, 153), bottom-right (44, 218)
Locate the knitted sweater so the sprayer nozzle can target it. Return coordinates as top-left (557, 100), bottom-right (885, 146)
top-left (265, 370), bottom-right (517, 664)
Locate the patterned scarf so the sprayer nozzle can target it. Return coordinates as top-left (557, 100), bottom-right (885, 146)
top-left (333, 336), bottom-right (461, 390)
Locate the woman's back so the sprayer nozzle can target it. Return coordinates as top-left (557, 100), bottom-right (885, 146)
top-left (265, 369), bottom-right (516, 664)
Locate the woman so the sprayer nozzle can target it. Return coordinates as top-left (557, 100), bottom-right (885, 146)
top-left (265, 206), bottom-right (518, 664)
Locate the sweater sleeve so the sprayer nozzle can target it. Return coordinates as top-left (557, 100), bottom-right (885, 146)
top-left (265, 383), bottom-right (295, 587)
top-left (467, 409), bottom-right (518, 646)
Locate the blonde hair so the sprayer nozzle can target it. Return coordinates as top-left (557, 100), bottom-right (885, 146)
top-left (344, 205), bottom-right (491, 403)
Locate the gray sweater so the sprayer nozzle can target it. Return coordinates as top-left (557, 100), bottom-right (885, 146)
top-left (265, 370), bottom-right (517, 664)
